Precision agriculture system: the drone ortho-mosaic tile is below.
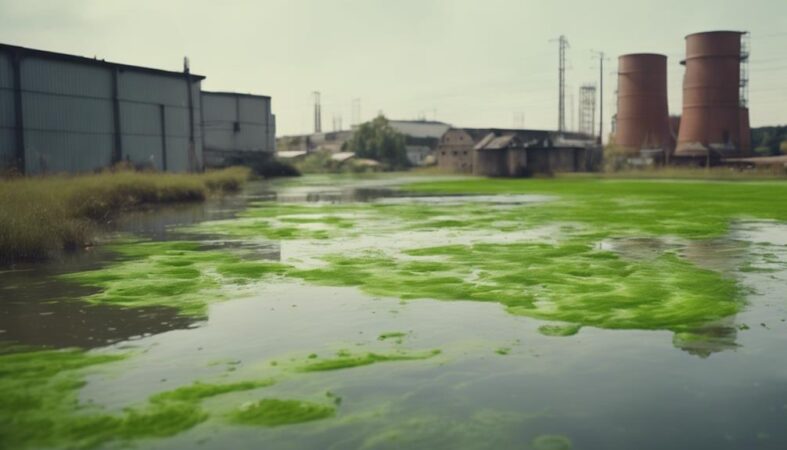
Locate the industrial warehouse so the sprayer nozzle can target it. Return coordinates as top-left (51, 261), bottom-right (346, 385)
top-left (0, 44), bottom-right (276, 175)
top-left (201, 91), bottom-right (276, 167)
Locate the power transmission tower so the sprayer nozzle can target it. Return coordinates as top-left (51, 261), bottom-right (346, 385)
top-left (591, 51), bottom-right (609, 144)
top-left (312, 91), bottom-right (322, 133)
top-left (578, 84), bottom-right (596, 136)
top-left (351, 98), bottom-right (361, 126)
top-left (551, 35), bottom-right (569, 132)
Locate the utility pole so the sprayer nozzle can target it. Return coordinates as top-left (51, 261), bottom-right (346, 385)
top-left (313, 91), bottom-right (322, 133)
top-left (591, 51), bottom-right (608, 144)
top-left (551, 35), bottom-right (569, 132)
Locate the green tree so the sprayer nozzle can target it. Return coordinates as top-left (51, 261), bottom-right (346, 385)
top-left (343, 115), bottom-right (409, 169)
top-left (751, 125), bottom-right (787, 156)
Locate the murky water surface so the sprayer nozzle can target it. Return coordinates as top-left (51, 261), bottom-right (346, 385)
top-left (2, 174), bottom-right (787, 450)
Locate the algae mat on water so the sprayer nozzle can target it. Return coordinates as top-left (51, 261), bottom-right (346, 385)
top-left (59, 240), bottom-right (290, 317)
top-left (404, 178), bottom-right (787, 238)
top-left (0, 346), bottom-right (347, 449)
top-left (59, 178), bottom-right (786, 337)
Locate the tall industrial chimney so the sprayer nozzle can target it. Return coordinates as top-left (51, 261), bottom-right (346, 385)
top-left (675, 31), bottom-right (749, 157)
top-left (615, 53), bottom-right (671, 156)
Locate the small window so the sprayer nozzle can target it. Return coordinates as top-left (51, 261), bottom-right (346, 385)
top-left (441, 151), bottom-right (446, 156)
top-left (463, 151), bottom-right (467, 155)
top-left (452, 151), bottom-right (458, 156)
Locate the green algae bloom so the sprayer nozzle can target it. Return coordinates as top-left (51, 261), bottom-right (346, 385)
top-left (0, 347), bottom-right (278, 449)
top-left (405, 178), bottom-right (787, 239)
top-left (58, 177), bottom-right (777, 340)
top-left (291, 242), bottom-right (742, 335)
top-left (60, 241), bottom-right (288, 316)
top-left (228, 398), bottom-right (335, 426)
top-left (532, 434), bottom-right (573, 450)
top-left (538, 324), bottom-right (582, 337)
top-left (378, 331), bottom-right (407, 341)
top-left (495, 347), bottom-right (511, 355)
top-left (149, 380), bottom-right (275, 404)
top-left (298, 350), bottom-right (442, 372)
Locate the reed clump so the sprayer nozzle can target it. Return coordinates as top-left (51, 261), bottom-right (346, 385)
top-left (0, 167), bottom-right (250, 263)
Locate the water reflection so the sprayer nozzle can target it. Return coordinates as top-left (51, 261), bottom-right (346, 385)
top-left (672, 318), bottom-right (740, 358)
top-left (0, 250), bottom-right (197, 349)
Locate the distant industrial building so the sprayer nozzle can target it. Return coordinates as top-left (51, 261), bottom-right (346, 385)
top-left (0, 43), bottom-right (205, 174)
top-left (388, 120), bottom-right (451, 166)
top-left (276, 130), bottom-right (352, 154)
top-left (276, 119), bottom-right (450, 167)
top-left (437, 128), bottom-right (599, 176)
top-left (437, 128), bottom-right (493, 173)
top-left (201, 91), bottom-right (276, 167)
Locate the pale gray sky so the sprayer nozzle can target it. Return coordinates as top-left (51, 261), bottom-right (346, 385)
top-left (1, 0), bottom-right (785, 136)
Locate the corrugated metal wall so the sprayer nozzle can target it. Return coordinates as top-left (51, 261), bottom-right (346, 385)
top-left (269, 114), bottom-right (276, 152)
top-left (202, 93), bottom-right (235, 152)
top-left (21, 57), bottom-right (114, 173)
top-left (0, 52), bottom-right (15, 168)
top-left (118, 71), bottom-right (202, 172)
top-left (0, 46), bottom-right (203, 174)
top-left (202, 92), bottom-right (274, 153)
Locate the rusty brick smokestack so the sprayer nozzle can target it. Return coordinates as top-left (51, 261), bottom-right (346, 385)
top-left (675, 31), bottom-right (749, 157)
top-left (615, 53), bottom-right (671, 155)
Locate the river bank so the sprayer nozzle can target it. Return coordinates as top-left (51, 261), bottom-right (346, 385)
top-left (0, 167), bottom-right (250, 263)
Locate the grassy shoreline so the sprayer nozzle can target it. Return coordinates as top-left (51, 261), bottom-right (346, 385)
top-left (0, 167), bottom-right (250, 263)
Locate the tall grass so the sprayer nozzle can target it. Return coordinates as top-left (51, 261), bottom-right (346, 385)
top-left (0, 167), bottom-right (250, 263)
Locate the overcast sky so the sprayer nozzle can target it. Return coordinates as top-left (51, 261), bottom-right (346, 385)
top-left (1, 0), bottom-right (785, 136)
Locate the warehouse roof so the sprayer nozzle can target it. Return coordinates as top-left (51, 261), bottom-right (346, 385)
top-left (0, 43), bottom-right (206, 81)
top-left (202, 91), bottom-right (271, 99)
top-left (389, 120), bottom-right (451, 139)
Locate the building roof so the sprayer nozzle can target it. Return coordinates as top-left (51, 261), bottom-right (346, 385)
top-left (202, 91), bottom-right (271, 99)
top-left (475, 134), bottom-right (524, 151)
top-left (277, 151), bottom-right (307, 159)
top-left (355, 158), bottom-right (381, 166)
top-left (330, 152), bottom-right (356, 162)
top-left (0, 42), bottom-right (206, 81)
top-left (450, 127), bottom-right (596, 149)
top-left (389, 120), bottom-right (451, 139)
